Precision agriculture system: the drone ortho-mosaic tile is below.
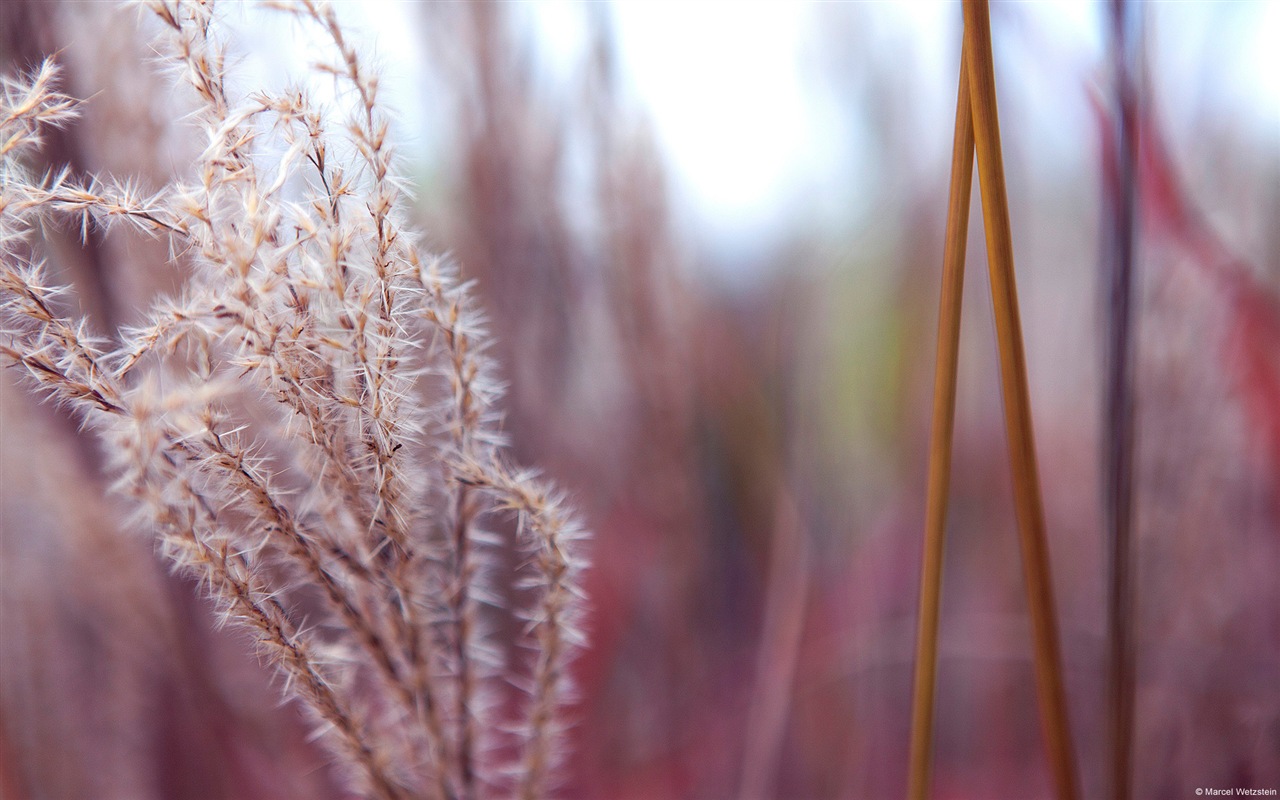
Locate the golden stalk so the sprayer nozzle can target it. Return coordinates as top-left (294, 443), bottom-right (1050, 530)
top-left (906, 40), bottom-right (974, 800)
top-left (961, 2), bottom-right (1080, 798)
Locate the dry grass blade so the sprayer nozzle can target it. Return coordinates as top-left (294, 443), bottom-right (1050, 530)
top-left (906, 40), bottom-right (974, 800)
top-left (961, 2), bottom-right (1080, 799)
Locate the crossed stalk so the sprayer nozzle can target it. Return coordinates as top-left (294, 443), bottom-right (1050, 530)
top-left (906, 3), bottom-right (1082, 799)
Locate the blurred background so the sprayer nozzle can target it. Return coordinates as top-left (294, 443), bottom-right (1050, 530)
top-left (2, 1), bottom-right (1278, 798)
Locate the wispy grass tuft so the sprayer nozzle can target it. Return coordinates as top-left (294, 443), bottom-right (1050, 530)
top-left (0, 2), bottom-right (588, 798)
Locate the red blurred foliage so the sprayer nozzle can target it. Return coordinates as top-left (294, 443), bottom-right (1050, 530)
top-left (1138, 107), bottom-right (1280, 499)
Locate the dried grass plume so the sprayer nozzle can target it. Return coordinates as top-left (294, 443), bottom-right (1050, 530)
top-left (0, 2), bottom-right (588, 799)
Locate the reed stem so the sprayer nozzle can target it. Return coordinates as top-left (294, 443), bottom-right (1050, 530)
top-left (906, 41), bottom-right (974, 800)
top-left (961, 2), bottom-right (1080, 798)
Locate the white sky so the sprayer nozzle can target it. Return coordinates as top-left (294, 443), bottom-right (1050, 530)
top-left (220, 0), bottom-right (1279, 261)
top-left (561, 1), bottom-right (1274, 255)
top-left (610, 0), bottom-right (839, 242)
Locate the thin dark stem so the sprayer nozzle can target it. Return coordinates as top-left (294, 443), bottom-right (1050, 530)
top-left (1105, 1), bottom-right (1140, 798)
top-left (906, 40), bottom-right (974, 800)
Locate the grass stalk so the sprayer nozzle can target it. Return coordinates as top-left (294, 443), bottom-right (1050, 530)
top-left (1104, 2), bottom-right (1139, 798)
top-left (451, 484), bottom-right (478, 800)
top-left (961, 2), bottom-right (1080, 798)
top-left (906, 40), bottom-right (974, 800)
